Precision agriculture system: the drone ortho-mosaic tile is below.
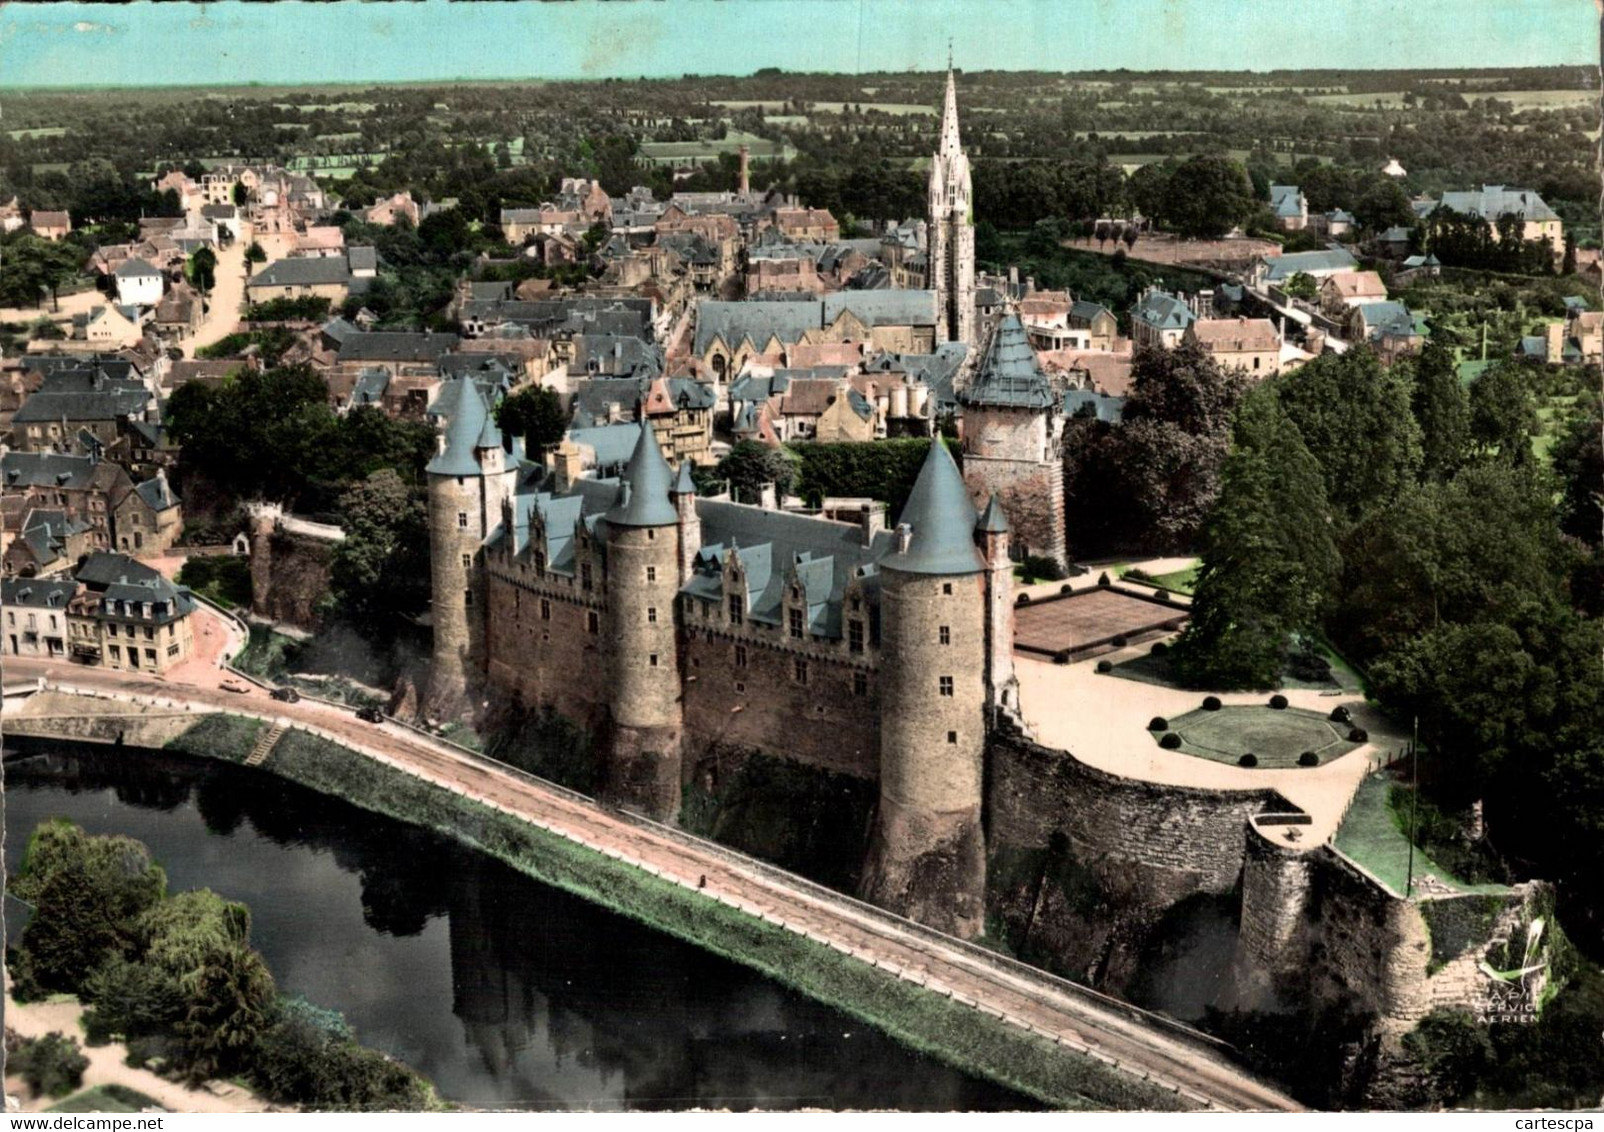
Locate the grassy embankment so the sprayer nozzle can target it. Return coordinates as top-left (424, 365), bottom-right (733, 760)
top-left (165, 715), bottom-right (1190, 1112)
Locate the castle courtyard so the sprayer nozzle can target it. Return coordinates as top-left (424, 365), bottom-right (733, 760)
top-left (1013, 646), bottom-right (1406, 846)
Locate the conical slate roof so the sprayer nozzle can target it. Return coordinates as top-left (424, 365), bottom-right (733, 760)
top-left (960, 314), bottom-right (1054, 409)
top-left (605, 423), bottom-right (679, 528)
top-left (426, 378), bottom-right (489, 477)
top-left (672, 458), bottom-right (697, 496)
top-left (880, 440), bottom-right (983, 577)
top-left (976, 492), bottom-right (1009, 534)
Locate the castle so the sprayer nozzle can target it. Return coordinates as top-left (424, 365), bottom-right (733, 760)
top-left (426, 376), bottom-right (1017, 936)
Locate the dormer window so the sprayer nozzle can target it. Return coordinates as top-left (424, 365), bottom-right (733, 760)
top-left (788, 608), bottom-right (803, 639)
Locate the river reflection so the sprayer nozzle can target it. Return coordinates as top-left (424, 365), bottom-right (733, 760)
top-left (2, 745), bottom-right (1036, 1111)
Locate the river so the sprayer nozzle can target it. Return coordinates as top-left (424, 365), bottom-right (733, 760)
top-left (2, 743), bottom-right (1035, 1112)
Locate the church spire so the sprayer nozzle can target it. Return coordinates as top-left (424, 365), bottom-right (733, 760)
top-left (939, 66), bottom-right (962, 158)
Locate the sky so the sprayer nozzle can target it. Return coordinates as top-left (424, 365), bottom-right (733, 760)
top-left (0, 0), bottom-right (1596, 89)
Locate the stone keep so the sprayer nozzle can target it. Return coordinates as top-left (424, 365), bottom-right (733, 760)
top-left (425, 379), bottom-right (516, 714)
top-left (927, 68), bottom-right (976, 347)
top-left (860, 441), bottom-right (989, 938)
top-left (959, 314), bottom-right (1067, 569)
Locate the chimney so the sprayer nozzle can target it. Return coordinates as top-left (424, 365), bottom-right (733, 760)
top-left (1545, 321), bottom-right (1564, 363)
top-left (860, 502), bottom-right (887, 545)
top-left (738, 145), bottom-right (751, 196)
top-left (759, 481), bottom-right (778, 511)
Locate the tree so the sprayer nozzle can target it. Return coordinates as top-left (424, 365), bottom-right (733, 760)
top-left (8, 1033), bottom-right (89, 1098)
top-left (329, 469), bottom-right (429, 626)
top-left (1467, 361), bottom-right (1537, 466)
top-left (1275, 348), bottom-right (1422, 521)
top-left (1173, 387), bottom-right (1340, 689)
top-left (1121, 225), bottom-right (1138, 251)
top-left (1353, 176), bottom-right (1416, 232)
top-left (1408, 340), bottom-right (1470, 482)
top-left (1065, 342), bottom-right (1247, 554)
top-left (9, 821), bottom-right (167, 994)
top-left (714, 441), bottom-right (799, 504)
top-left (494, 385), bottom-right (567, 453)
top-left (1550, 393), bottom-right (1603, 544)
top-left (1126, 160), bottom-right (1172, 225)
top-left (1161, 155), bottom-right (1255, 240)
top-left (232, 181), bottom-right (250, 208)
top-left (189, 245), bottom-right (218, 294)
top-left (245, 241), bottom-right (267, 264)
top-left (1562, 235), bottom-right (1577, 277)
top-left (139, 889), bottom-right (277, 1083)
top-left (1283, 271), bottom-right (1318, 301)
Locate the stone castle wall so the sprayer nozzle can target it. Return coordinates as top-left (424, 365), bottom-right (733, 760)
top-left (250, 529), bottom-right (334, 629)
top-left (681, 626), bottom-right (882, 780)
top-left (963, 460), bottom-right (1066, 567)
top-left (987, 725), bottom-right (1291, 903)
top-left (484, 559), bottom-right (607, 729)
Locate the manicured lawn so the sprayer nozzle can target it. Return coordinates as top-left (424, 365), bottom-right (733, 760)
top-left (1148, 566), bottom-right (1199, 595)
top-left (1333, 773), bottom-right (1510, 898)
top-left (1161, 705), bottom-right (1359, 768)
top-left (48, 1086), bottom-right (161, 1113)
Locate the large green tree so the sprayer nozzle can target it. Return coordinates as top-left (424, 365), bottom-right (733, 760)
top-left (1275, 348), bottom-right (1422, 521)
top-left (9, 821), bottom-right (167, 995)
top-left (1407, 340), bottom-right (1471, 482)
top-left (1467, 360), bottom-right (1538, 467)
top-left (1173, 388), bottom-right (1340, 689)
top-left (329, 469), bottom-right (430, 626)
top-left (1161, 155), bottom-right (1255, 239)
top-left (494, 385), bottom-right (567, 453)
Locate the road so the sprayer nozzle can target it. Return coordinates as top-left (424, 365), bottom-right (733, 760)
top-left (182, 222), bottom-right (254, 358)
top-left (1, 612), bottom-right (1300, 1113)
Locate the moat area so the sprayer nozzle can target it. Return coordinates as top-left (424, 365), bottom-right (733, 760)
top-left (2, 744), bottom-right (1034, 1112)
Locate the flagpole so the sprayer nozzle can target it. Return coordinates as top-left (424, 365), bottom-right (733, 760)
top-left (1405, 715), bottom-right (1419, 898)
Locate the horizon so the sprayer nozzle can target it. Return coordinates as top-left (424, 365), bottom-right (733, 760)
top-left (0, 0), bottom-right (1596, 90)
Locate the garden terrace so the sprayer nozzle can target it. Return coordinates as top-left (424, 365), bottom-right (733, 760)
top-left (1157, 705), bottom-right (1363, 769)
top-left (1014, 650), bottom-right (1406, 847)
top-left (1013, 587), bottom-right (1188, 659)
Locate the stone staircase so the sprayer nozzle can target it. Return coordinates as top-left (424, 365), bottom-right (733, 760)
top-left (244, 722), bottom-right (287, 768)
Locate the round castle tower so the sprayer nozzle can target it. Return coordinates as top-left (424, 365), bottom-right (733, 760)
top-left (425, 378), bottom-right (516, 717)
top-left (600, 422), bottom-right (685, 819)
top-left (860, 440), bottom-right (989, 938)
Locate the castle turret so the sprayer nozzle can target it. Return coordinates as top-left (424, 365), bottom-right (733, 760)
top-left (671, 458), bottom-right (701, 585)
top-left (976, 493), bottom-right (1018, 715)
top-left (425, 378), bottom-right (516, 716)
top-left (860, 439), bottom-right (988, 938)
top-left (927, 67), bottom-right (976, 346)
top-left (601, 422), bottom-right (684, 818)
top-left (959, 314), bottom-right (1066, 569)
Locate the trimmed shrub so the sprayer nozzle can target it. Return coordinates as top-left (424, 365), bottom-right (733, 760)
top-left (1202, 695), bottom-right (1222, 711)
top-left (10, 1032), bottom-right (88, 1097)
top-left (1021, 555), bottom-right (1066, 583)
top-left (1148, 717), bottom-right (1169, 732)
top-left (1150, 641), bottom-right (1168, 656)
top-left (1159, 732), bottom-right (1182, 750)
top-left (1097, 572), bottom-right (1111, 587)
top-left (1096, 659), bottom-right (1113, 673)
top-left (1111, 634), bottom-right (1128, 647)
top-left (1329, 706), bottom-right (1352, 723)
top-left (1054, 650), bottom-right (1071, 665)
top-left (1269, 694), bottom-right (1289, 710)
top-left (1238, 753), bottom-right (1258, 768)
top-left (1060, 584), bottom-right (1073, 595)
top-left (1348, 728), bottom-right (1369, 743)
top-left (1298, 751), bottom-right (1319, 767)
top-left (1017, 593), bottom-right (1032, 604)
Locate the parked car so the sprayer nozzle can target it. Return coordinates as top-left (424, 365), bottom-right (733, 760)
top-left (270, 687), bottom-right (301, 703)
top-left (220, 678), bottom-right (250, 694)
top-left (356, 706), bottom-right (384, 723)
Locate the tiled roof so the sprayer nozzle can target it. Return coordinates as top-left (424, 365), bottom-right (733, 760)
top-left (1131, 290), bottom-right (1196, 331)
top-left (338, 331), bottom-right (461, 363)
top-left (1439, 185), bottom-right (1560, 224)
